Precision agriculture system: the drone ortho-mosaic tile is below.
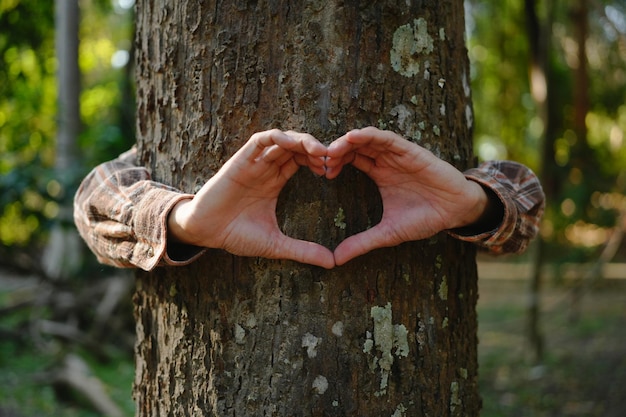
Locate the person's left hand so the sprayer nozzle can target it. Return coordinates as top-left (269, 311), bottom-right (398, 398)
top-left (324, 127), bottom-right (491, 265)
top-left (167, 129), bottom-right (335, 269)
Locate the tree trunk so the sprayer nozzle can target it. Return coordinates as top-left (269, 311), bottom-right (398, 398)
top-left (524, 0), bottom-right (549, 364)
top-left (43, 0), bottom-right (82, 280)
top-left (133, 1), bottom-right (479, 416)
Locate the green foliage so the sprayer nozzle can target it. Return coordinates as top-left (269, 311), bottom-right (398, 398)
top-left (0, 0), bottom-right (134, 250)
top-left (467, 0), bottom-right (538, 167)
top-left (0, 272), bottom-right (135, 416)
top-left (1, 0), bottom-right (624, 262)
top-left (467, 0), bottom-right (626, 262)
top-left (1, 1), bottom-right (57, 248)
top-left (0, 323), bottom-right (135, 416)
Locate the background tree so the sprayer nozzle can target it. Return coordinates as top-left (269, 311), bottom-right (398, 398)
top-left (133, 0), bottom-right (480, 415)
top-left (467, 0), bottom-right (626, 264)
top-left (2, 0), bottom-right (626, 415)
top-left (41, 0), bottom-right (82, 280)
top-left (0, 0), bottom-right (135, 270)
top-left (467, 0), bottom-right (626, 364)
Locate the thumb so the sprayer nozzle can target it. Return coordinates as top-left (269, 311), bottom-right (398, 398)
top-left (332, 226), bottom-right (391, 266)
top-left (275, 235), bottom-right (336, 269)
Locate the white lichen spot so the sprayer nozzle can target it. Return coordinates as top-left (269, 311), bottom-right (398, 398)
top-left (234, 323), bottom-right (246, 345)
top-left (450, 381), bottom-right (462, 413)
top-left (312, 375), bottom-right (328, 395)
top-left (246, 314), bottom-right (257, 329)
top-left (390, 18), bottom-right (434, 78)
top-left (332, 321), bottom-right (344, 337)
top-left (410, 95), bottom-right (419, 105)
top-left (462, 71), bottom-right (471, 97)
top-left (438, 78), bottom-right (446, 88)
top-left (392, 403), bottom-right (407, 417)
top-left (438, 277), bottom-right (448, 301)
top-left (423, 68), bottom-right (431, 80)
top-left (371, 303), bottom-right (394, 373)
top-left (465, 105), bottom-right (474, 129)
top-left (390, 104), bottom-right (412, 132)
top-left (393, 324), bottom-right (409, 357)
top-left (373, 375), bottom-right (390, 395)
top-left (442, 317), bottom-right (449, 329)
top-left (433, 125), bottom-right (440, 136)
top-left (334, 207), bottom-right (346, 230)
top-left (302, 333), bottom-right (321, 358)
top-left (440, 103), bottom-right (446, 116)
top-left (365, 303), bottom-right (411, 395)
top-left (439, 27), bottom-right (446, 41)
top-left (332, 400), bottom-right (339, 407)
top-left (459, 368), bottom-right (468, 380)
top-left (418, 121), bottom-right (426, 130)
top-left (363, 337), bottom-right (373, 354)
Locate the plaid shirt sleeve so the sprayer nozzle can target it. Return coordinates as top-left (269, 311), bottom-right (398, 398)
top-left (73, 147), bottom-right (206, 271)
top-left (448, 160), bottom-right (545, 255)
top-left (75, 150), bottom-right (545, 269)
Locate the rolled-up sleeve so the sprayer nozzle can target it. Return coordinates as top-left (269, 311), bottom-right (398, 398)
top-left (73, 147), bottom-right (205, 271)
top-left (448, 160), bottom-right (545, 255)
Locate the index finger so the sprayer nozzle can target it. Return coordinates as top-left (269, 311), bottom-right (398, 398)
top-left (344, 127), bottom-right (414, 154)
top-left (284, 130), bottom-right (328, 157)
top-left (243, 129), bottom-right (325, 161)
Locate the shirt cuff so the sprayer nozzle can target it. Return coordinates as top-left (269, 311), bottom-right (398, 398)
top-left (447, 169), bottom-right (519, 248)
top-left (131, 188), bottom-right (205, 271)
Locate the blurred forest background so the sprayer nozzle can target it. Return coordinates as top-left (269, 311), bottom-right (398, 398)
top-left (1, 0), bottom-right (625, 416)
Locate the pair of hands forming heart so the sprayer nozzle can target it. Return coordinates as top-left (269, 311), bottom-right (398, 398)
top-left (167, 127), bottom-right (491, 269)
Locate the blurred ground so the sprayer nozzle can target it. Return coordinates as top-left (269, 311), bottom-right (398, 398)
top-left (1, 265), bottom-right (625, 416)
top-left (477, 274), bottom-right (626, 417)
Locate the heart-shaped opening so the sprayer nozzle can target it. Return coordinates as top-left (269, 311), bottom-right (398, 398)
top-left (276, 165), bottom-right (383, 250)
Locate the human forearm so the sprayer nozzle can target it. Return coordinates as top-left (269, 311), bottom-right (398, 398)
top-left (449, 161), bottom-right (545, 254)
top-left (73, 149), bottom-right (205, 270)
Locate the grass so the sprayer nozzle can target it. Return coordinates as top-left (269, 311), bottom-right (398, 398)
top-left (0, 275), bottom-right (135, 417)
top-left (1, 275), bottom-right (624, 416)
top-left (0, 338), bottom-right (135, 417)
top-left (477, 278), bottom-right (626, 417)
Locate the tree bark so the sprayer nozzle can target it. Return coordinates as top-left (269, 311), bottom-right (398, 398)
top-left (133, 1), bottom-right (479, 415)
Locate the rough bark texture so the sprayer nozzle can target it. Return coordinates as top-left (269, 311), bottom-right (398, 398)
top-left (133, 1), bottom-right (479, 416)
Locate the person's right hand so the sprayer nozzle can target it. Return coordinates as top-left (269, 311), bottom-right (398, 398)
top-left (167, 129), bottom-right (335, 269)
top-left (325, 127), bottom-right (492, 265)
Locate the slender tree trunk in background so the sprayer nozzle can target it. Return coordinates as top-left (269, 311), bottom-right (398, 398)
top-left (43, 0), bottom-right (82, 280)
top-left (568, 0), bottom-right (593, 322)
top-left (524, 0), bottom-right (548, 364)
top-left (133, 1), bottom-right (480, 415)
top-left (571, 0), bottom-right (589, 148)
